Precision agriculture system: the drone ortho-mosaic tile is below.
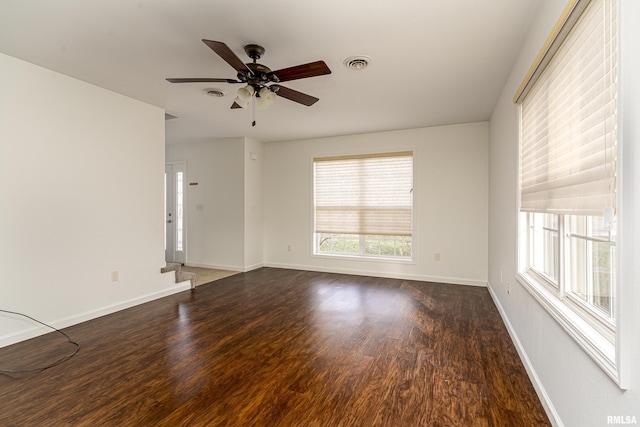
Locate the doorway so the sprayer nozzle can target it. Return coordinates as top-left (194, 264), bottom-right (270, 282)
top-left (165, 161), bottom-right (186, 264)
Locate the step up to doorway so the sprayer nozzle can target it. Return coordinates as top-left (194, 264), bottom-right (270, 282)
top-left (161, 262), bottom-right (197, 289)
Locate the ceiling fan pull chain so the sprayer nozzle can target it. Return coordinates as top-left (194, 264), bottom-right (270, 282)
top-left (252, 95), bottom-right (256, 127)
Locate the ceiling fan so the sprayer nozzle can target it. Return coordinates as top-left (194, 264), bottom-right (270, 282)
top-left (167, 40), bottom-right (331, 125)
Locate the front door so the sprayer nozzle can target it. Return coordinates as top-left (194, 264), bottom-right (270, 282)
top-left (165, 162), bottom-right (186, 264)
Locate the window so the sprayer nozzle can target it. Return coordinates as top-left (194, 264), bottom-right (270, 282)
top-left (313, 152), bottom-right (413, 260)
top-left (515, 0), bottom-right (622, 384)
top-left (528, 212), bottom-right (559, 286)
top-left (522, 212), bottom-right (616, 337)
top-left (317, 234), bottom-right (412, 258)
top-left (566, 215), bottom-right (616, 319)
top-left (175, 171), bottom-right (184, 252)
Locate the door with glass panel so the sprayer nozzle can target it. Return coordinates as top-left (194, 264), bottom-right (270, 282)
top-left (165, 162), bottom-right (186, 264)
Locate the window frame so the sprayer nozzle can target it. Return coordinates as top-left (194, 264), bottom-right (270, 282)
top-left (311, 150), bottom-right (415, 263)
top-left (514, 0), bottom-right (628, 388)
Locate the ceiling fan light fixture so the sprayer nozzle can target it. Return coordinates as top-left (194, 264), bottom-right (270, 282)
top-left (256, 87), bottom-right (276, 110)
top-left (167, 40), bottom-right (332, 121)
top-left (233, 96), bottom-right (249, 108)
top-left (343, 55), bottom-right (372, 70)
top-left (236, 85), bottom-right (255, 103)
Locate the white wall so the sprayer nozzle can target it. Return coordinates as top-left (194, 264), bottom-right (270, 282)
top-left (244, 137), bottom-right (264, 271)
top-left (166, 138), bottom-right (246, 271)
top-left (166, 137), bottom-right (264, 272)
top-left (488, 0), bottom-right (640, 425)
top-left (0, 53), bottom-right (181, 347)
top-left (263, 123), bottom-right (488, 285)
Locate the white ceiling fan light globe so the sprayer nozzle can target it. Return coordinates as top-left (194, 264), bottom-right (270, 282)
top-left (257, 87), bottom-right (276, 110)
top-left (255, 97), bottom-right (267, 110)
top-left (234, 96), bottom-right (249, 108)
top-left (263, 88), bottom-right (277, 103)
top-left (236, 85), bottom-right (255, 103)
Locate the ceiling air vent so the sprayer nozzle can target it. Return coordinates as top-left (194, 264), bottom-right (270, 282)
top-left (203, 88), bottom-right (226, 97)
top-left (343, 56), bottom-right (372, 70)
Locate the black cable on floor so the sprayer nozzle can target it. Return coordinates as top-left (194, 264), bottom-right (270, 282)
top-left (0, 309), bottom-right (80, 373)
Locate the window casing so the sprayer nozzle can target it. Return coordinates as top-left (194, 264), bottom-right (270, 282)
top-left (313, 152), bottom-right (413, 261)
top-left (516, 0), bottom-right (623, 385)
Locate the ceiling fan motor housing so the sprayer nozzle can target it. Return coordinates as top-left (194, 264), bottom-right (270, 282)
top-left (239, 61), bottom-right (280, 92)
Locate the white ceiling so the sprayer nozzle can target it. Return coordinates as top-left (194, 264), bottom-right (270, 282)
top-left (0, 0), bottom-right (542, 143)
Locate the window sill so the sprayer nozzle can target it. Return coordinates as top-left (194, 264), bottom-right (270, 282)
top-left (516, 271), bottom-right (623, 388)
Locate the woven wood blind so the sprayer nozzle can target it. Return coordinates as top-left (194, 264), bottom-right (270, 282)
top-left (314, 152), bottom-right (413, 236)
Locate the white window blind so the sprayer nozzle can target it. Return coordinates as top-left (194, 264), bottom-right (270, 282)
top-left (519, 0), bottom-right (617, 216)
top-left (314, 152), bottom-right (413, 236)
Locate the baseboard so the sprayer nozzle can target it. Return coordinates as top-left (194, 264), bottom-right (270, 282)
top-left (263, 262), bottom-right (487, 287)
top-left (0, 282), bottom-right (191, 349)
top-left (185, 261), bottom-right (264, 273)
top-left (185, 261), bottom-right (244, 271)
top-left (486, 281), bottom-right (563, 427)
top-left (242, 263), bottom-right (264, 273)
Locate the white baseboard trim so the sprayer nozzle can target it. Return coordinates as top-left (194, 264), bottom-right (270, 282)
top-left (185, 261), bottom-right (244, 271)
top-left (0, 282), bottom-right (191, 349)
top-left (263, 262), bottom-right (487, 287)
top-left (486, 281), bottom-right (563, 427)
top-left (242, 263), bottom-right (264, 272)
top-left (185, 261), bottom-right (263, 273)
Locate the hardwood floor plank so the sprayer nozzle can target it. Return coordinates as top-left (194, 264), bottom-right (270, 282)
top-left (0, 268), bottom-right (549, 426)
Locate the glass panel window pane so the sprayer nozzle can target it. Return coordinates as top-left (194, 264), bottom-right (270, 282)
top-left (317, 233), bottom-right (411, 259)
top-left (175, 172), bottom-right (184, 251)
top-left (593, 241), bottom-right (615, 315)
top-left (397, 236), bottom-right (412, 257)
top-left (363, 235), bottom-right (413, 258)
top-left (529, 212), bottom-right (559, 284)
top-left (364, 235), bottom-right (382, 256)
top-left (164, 172), bottom-right (167, 251)
top-left (343, 236), bottom-right (360, 254)
top-left (318, 233), bottom-right (359, 255)
top-left (567, 215), bottom-right (615, 318)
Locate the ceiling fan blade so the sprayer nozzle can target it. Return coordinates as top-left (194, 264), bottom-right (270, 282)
top-left (202, 40), bottom-right (251, 74)
top-left (271, 85), bottom-right (319, 106)
top-left (166, 78), bottom-right (240, 83)
top-left (231, 101), bottom-right (243, 109)
top-left (270, 61), bottom-right (331, 83)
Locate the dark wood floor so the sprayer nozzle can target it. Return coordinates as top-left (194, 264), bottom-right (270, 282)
top-left (0, 268), bottom-right (549, 426)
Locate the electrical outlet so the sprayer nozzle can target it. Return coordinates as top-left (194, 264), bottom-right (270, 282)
top-left (111, 271), bottom-right (119, 282)
top-left (507, 282), bottom-right (511, 295)
top-left (434, 252), bottom-right (441, 261)
top-left (287, 244), bottom-right (292, 252)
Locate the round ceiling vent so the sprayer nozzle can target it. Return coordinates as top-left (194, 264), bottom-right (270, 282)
top-left (203, 88), bottom-right (226, 97)
top-left (343, 56), bottom-right (372, 70)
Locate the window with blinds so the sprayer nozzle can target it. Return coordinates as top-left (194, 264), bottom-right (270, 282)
top-left (313, 152), bottom-right (413, 259)
top-left (515, 0), bottom-right (623, 385)
top-left (519, 0), bottom-right (617, 216)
